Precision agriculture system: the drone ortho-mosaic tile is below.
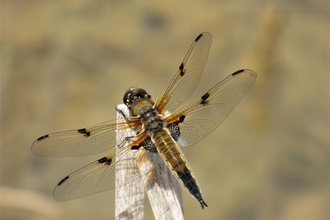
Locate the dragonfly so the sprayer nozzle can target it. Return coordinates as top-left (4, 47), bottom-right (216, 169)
top-left (31, 32), bottom-right (257, 209)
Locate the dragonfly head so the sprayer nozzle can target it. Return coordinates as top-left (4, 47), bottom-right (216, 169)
top-left (123, 88), bottom-right (154, 115)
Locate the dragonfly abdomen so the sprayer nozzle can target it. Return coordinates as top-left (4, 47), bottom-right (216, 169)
top-left (151, 129), bottom-right (208, 209)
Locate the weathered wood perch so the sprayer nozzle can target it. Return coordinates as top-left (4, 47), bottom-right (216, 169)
top-left (115, 104), bottom-right (184, 220)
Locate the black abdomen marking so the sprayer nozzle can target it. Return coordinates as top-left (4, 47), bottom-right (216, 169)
top-left (176, 167), bottom-right (208, 209)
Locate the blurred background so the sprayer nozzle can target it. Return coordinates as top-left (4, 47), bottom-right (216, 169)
top-left (1, 0), bottom-right (328, 220)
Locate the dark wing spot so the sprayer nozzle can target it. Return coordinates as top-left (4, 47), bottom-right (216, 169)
top-left (106, 158), bottom-right (112, 165)
top-left (98, 157), bottom-right (107, 163)
top-left (57, 176), bottom-right (69, 186)
top-left (200, 100), bottom-right (208, 105)
top-left (232, 69), bottom-right (244, 76)
top-left (78, 128), bottom-right (86, 133)
top-left (179, 63), bottom-right (185, 76)
top-left (179, 63), bottom-right (184, 71)
top-left (77, 128), bottom-right (87, 134)
top-left (179, 115), bottom-right (185, 122)
top-left (98, 157), bottom-right (112, 165)
top-left (78, 128), bottom-right (90, 137)
top-left (200, 93), bottom-right (210, 105)
top-left (195, 33), bottom-right (203, 41)
top-left (37, 134), bottom-right (49, 141)
top-left (201, 92), bottom-right (209, 101)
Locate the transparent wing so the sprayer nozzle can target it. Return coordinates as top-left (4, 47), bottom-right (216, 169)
top-left (31, 118), bottom-right (141, 157)
top-left (53, 140), bottom-right (159, 201)
top-left (165, 69), bottom-right (257, 147)
top-left (155, 32), bottom-right (212, 113)
top-left (51, 105), bottom-right (160, 202)
top-left (53, 149), bottom-right (128, 201)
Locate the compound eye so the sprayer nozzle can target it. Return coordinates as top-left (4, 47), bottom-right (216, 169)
top-left (123, 91), bottom-right (131, 106)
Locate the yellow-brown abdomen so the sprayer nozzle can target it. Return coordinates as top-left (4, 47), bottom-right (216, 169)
top-left (151, 128), bottom-right (207, 208)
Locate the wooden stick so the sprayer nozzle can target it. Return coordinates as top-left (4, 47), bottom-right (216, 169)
top-left (115, 104), bottom-right (184, 220)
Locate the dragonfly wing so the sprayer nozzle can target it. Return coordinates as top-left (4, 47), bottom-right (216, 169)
top-left (53, 136), bottom-right (159, 201)
top-left (166, 69), bottom-right (257, 147)
top-left (156, 32), bottom-right (212, 113)
top-left (31, 118), bottom-right (140, 157)
top-left (53, 147), bottom-right (128, 201)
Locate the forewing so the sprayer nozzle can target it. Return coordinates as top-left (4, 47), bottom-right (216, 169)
top-left (166, 69), bottom-right (257, 147)
top-left (155, 32), bottom-right (212, 113)
top-left (31, 118), bottom-right (141, 157)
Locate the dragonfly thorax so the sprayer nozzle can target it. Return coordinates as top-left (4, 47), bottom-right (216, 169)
top-left (140, 108), bottom-right (164, 133)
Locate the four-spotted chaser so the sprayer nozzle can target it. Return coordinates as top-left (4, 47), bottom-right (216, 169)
top-left (31, 32), bottom-right (257, 209)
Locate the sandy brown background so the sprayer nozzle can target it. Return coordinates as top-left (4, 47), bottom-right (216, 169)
top-left (1, 0), bottom-right (328, 220)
